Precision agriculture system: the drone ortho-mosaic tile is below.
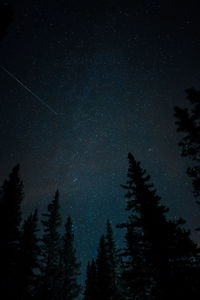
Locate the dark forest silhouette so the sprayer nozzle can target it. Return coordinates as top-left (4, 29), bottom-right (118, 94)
top-left (1, 2), bottom-right (200, 300)
top-left (175, 88), bottom-right (200, 200)
top-left (1, 150), bottom-right (200, 299)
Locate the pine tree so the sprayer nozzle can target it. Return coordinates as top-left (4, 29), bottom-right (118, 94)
top-left (38, 189), bottom-right (62, 300)
top-left (18, 209), bottom-right (40, 299)
top-left (58, 216), bottom-right (81, 300)
top-left (84, 262), bottom-right (92, 300)
top-left (105, 220), bottom-right (120, 300)
top-left (84, 259), bottom-right (97, 300)
top-left (96, 234), bottom-right (110, 300)
top-left (93, 222), bottom-right (121, 300)
top-left (0, 165), bottom-right (24, 299)
top-left (174, 88), bottom-right (200, 298)
top-left (174, 88), bottom-right (200, 198)
top-left (119, 153), bottom-right (197, 299)
top-left (119, 153), bottom-right (165, 299)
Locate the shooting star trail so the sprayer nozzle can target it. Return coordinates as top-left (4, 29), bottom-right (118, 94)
top-left (0, 65), bottom-right (58, 115)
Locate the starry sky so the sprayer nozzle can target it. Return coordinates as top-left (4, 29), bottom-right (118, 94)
top-left (1, 0), bottom-right (200, 276)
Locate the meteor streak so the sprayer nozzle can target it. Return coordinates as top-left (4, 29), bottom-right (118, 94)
top-left (0, 65), bottom-right (58, 115)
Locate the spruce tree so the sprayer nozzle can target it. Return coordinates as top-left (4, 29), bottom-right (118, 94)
top-left (39, 189), bottom-right (62, 300)
top-left (119, 153), bottom-right (197, 299)
top-left (96, 234), bottom-right (110, 300)
top-left (105, 220), bottom-right (120, 300)
top-left (0, 165), bottom-right (23, 299)
top-left (174, 88), bottom-right (200, 198)
top-left (84, 262), bottom-right (92, 300)
top-left (58, 216), bottom-right (81, 300)
top-left (84, 259), bottom-right (97, 300)
top-left (18, 209), bottom-right (40, 299)
top-left (174, 88), bottom-right (200, 297)
top-left (94, 222), bottom-right (121, 300)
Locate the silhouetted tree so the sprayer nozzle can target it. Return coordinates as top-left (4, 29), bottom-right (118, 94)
top-left (96, 235), bottom-right (110, 300)
top-left (84, 259), bottom-right (97, 300)
top-left (174, 88), bottom-right (200, 297)
top-left (118, 153), bottom-right (197, 299)
top-left (0, 165), bottom-right (23, 299)
top-left (105, 220), bottom-right (121, 300)
top-left (89, 221), bottom-right (121, 300)
top-left (58, 216), bottom-right (81, 300)
top-left (84, 262), bottom-right (93, 300)
top-left (174, 88), bottom-right (200, 198)
top-left (38, 189), bottom-right (62, 300)
top-left (18, 209), bottom-right (40, 299)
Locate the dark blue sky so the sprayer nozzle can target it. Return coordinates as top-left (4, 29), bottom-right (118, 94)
top-left (1, 0), bottom-right (200, 276)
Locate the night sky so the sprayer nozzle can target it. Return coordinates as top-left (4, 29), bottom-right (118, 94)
top-left (1, 0), bottom-right (200, 277)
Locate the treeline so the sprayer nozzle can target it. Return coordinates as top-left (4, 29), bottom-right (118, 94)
top-left (0, 153), bottom-right (200, 300)
top-left (1, 88), bottom-right (200, 300)
top-left (0, 166), bottom-right (80, 300)
top-left (84, 153), bottom-right (200, 300)
top-left (84, 88), bottom-right (200, 300)
top-left (1, 1), bottom-right (200, 299)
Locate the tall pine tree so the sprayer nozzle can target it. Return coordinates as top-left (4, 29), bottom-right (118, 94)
top-left (93, 221), bottom-right (121, 300)
top-left (38, 189), bottom-right (62, 300)
top-left (119, 153), bottom-right (197, 300)
top-left (58, 216), bottom-right (81, 300)
top-left (0, 165), bottom-right (23, 299)
top-left (96, 235), bottom-right (110, 300)
top-left (105, 220), bottom-right (120, 300)
top-left (84, 259), bottom-right (97, 300)
top-left (174, 88), bottom-right (200, 198)
top-left (18, 209), bottom-right (40, 300)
